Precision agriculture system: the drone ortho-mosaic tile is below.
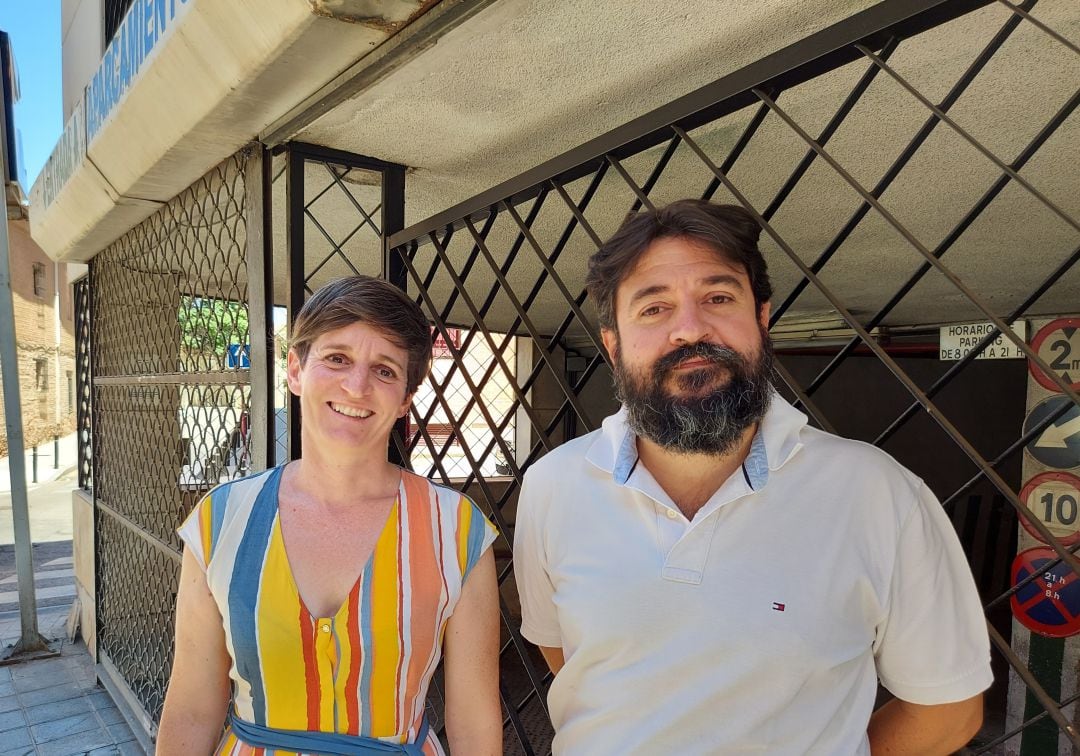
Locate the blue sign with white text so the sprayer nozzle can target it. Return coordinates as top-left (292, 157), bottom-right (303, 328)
top-left (85, 0), bottom-right (192, 142)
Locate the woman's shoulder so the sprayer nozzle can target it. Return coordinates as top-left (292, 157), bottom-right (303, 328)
top-left (400, 470), bottom-right (498, 578)
top-left (190, 466), bottom-right (282, 537)
top-left (399, 469), bottom-right (495, 529)
top-left (178, 467), bottom-right (282, 569)
top-left (401, 468), bottom-right (474, 508)
top-left (205, 467), bottom-right (281, 510)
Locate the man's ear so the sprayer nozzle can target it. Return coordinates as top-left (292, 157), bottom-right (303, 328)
top-left (601, 328), bottom-right (618, 362)
top-left (286, 349), bottom-right (302, 397)
top-left (758, 301), bottom-right (772, 332)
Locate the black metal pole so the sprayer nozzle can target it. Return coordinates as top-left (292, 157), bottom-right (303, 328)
top-left (285, 146), bottom-right (305, 463)
top-left (382, 163), bottom-right (408, 468)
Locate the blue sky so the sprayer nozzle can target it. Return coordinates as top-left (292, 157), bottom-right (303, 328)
top-left (0, 3), bottom-right (61, 188)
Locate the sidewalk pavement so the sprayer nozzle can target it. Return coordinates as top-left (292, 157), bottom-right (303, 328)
top-left (0, 605), bottom-right (143, 755)
top-left (0, 434), bottom-right (79, 494)
top-left (0, 434), bottom-right (143, 754)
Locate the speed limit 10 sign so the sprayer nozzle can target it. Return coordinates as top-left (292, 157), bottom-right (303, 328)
top-left (1020, 472), bottom-right (1080, 546)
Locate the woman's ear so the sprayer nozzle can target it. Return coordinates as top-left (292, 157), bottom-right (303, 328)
top-left (286, 349), bottom-right (303, 397)
top-left (398, 392), bottom-right (414, 419)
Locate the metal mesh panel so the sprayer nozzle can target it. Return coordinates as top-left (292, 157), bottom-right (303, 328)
top-left (411, 329), bottom-right (519, 480)
top-left (96, 509), bottom-right (181, 722)
top-left (388, 1), bottom-right (1080, 752)
top-left (92, 150), bottom-right (253, 722)
top-left (75, 275), bottom-right (93, 490)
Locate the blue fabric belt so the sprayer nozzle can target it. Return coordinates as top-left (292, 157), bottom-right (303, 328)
top-left (229, 714), bottom-right (431, 755)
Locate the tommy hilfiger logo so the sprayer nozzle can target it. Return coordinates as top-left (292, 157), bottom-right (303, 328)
top-left (772, 602), bottom-right (786, 612)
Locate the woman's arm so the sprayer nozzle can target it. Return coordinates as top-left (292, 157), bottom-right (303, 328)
top-left (156, 548), bottom-right (233, 755)
top-left (443, 549), bottom-right (502, 755)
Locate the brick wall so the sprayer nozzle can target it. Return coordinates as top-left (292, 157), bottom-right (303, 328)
top-left (0, 218), bottom-right (78, 457)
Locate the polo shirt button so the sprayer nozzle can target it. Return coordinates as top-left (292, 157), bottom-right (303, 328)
top-left (321, 624), bottom-right (331, 633)
top-left (666, 509), bottom-right (677, 520)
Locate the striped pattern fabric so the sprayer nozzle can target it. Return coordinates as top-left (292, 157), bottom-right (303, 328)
top-left (177, 466), bottom-right (497, 756)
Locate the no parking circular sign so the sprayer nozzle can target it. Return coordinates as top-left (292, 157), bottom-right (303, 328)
top-left (1029, 318), bottom-right (1080, 393)
top-left (1019, 472), bottom-right (1080, 546)
top-left (1011, 547), bottom-right (1080, 638)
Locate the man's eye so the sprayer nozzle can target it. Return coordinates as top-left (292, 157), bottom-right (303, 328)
top-left (640, 306), bottom-right (663, 317)
top-left (326, 354), bottom-right (346, 364)
top-left (708, 295), bottom-right (733, 304)
top-left (377, 367), bottom-right (397, 379)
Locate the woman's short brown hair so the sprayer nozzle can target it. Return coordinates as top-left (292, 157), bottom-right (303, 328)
top-left (586, 200), bottom-right (772, 332)
top-left (290, 276), bottom-right (433, 394)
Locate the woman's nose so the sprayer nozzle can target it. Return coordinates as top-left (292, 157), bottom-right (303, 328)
top-left (341, 365), bottom-right (371, 394)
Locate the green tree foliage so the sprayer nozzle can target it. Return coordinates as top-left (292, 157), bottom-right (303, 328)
top-left (178, 296), bottom-right (249, 357)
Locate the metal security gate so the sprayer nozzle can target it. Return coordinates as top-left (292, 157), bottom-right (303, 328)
top-left (84, 148), bottom-right (268, 734)
top-left (385, 1), bottom-right (1080, 753)
top-left (71, 0), bottom-right (1079, 753)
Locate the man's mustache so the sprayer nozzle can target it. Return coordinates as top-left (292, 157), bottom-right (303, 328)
top-left (653, 342), bottom-right (746, 378)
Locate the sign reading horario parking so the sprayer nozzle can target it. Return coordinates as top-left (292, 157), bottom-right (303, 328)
top-left (939, 321), bottom-right (1026, 361)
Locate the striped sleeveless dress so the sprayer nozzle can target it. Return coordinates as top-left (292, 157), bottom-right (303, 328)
top-left (177, 465), bottom-right (497, 755)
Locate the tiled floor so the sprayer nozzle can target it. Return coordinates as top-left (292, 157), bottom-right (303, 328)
top-left (0, 606), bottom-right (143, 756)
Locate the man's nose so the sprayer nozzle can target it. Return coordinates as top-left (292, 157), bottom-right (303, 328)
top-left (669, 306), bottom-right (711, 346)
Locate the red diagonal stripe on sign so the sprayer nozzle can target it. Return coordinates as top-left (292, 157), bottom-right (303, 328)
top-left (1023, 570), bottom-right (1080, 623)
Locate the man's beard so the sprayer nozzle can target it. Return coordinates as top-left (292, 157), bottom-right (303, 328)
top-left (614, 332), bottom-right (774, 457)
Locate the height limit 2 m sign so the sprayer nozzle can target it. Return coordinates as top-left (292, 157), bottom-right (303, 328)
top-left (1030, 318), bottom-right (1080, 392)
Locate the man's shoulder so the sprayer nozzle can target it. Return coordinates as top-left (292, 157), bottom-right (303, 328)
top-left (525, 427), bottom-right (605, 479)
top-left (520, 427), bottom-right (610, 505)
top-left (797, 424), bottom-right (923, 490)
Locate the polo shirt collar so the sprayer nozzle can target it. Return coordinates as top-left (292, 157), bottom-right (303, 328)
top-left (587, 391), bottom-right (808, 489)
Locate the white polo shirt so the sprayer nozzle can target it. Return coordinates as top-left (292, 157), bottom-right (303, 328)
top-left (514, 395), bottom-right (992, 755)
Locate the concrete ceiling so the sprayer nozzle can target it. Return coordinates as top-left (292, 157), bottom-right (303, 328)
top-left (272, 0), bottom-right (1079, 340)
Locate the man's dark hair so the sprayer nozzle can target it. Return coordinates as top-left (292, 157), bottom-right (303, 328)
top-left (586, 200), bottom-right (772, 331)
top-left (290, 275), bottom-right (433, 394)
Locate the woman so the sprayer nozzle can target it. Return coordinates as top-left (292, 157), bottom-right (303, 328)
top-left (158, 276), bottom-right (502, 755)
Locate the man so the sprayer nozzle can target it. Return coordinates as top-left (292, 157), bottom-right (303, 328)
top-left (514, 200), bottom-right (992, 754)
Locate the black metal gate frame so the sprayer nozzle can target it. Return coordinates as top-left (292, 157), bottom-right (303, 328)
top-left (386, 0), bottom-right (1080, 751)
top-left (281, 141), bottom-right (406, 464)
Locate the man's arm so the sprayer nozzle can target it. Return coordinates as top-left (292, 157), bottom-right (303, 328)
top-left (872, 482), bottom-right (992, 755)
top-left (538, 646), bottom-right (564, 675)
top-left (867, 694), bottom-right (983, 755)
top-left (514, 469), bottom-right (566, 672)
